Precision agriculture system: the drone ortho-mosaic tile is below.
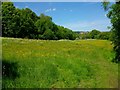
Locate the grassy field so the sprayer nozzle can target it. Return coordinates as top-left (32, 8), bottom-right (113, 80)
top-left (2, 37), bottom-right (118, 88)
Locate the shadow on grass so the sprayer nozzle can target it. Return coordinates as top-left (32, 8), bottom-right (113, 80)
top-left (2, 60), bottom-right (20, 80)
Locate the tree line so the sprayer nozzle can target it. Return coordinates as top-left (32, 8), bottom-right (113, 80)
top-left (2, 2), bottom-right (76, 40)
top-left (1, 2), bottom-right (113, 41)
top-left (76, 29), bottom-right (112, 40)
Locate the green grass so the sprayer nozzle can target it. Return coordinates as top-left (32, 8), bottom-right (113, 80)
top-left (2, 37), bottom-right (118, 88)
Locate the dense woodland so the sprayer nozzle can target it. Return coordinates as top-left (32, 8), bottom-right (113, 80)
top-left (2, 2), bottom-right (112, 40)
top-left (2, 2), bottom-right (76, 40)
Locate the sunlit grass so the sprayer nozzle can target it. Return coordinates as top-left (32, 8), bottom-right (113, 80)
top-left (2, 37), bottom-right (118, 88)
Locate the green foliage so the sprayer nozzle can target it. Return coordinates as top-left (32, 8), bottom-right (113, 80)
top-left (56, 26), bottom-right (76, 40)
top-left (2, 2), bottom-right (16, 37)
top-left (89, 29), bottom-right (101, 39)
top-left (107, 2), bottom-right (120, 63)
top-left (43, 29), bottom-right (55, 40)
top-left (77, 30), bottom-right (111, 40)
top-left (2, 3), bottom-right (38, 38)
top-left (35, 14), bottom-right (54, 35)
top-left (24, 8), bottom-right (38, 22)
top-left (97, 32), bottom-right (111, 40)
top-left (79, 32), bottom-right (91, 39)
top-left (2, 2), bottom-right (76, 40)
top-left (56, 26), bottom-right (65, 39)
top-left (17, 8), bottom-right (37, 38)
top-left (102, 1), bottom-right (110, 11)
top-left (64, 29), bottom-right (76, 40)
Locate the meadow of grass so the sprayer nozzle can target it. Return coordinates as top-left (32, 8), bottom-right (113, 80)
top-left (2, 37), bottom-right (118, 88)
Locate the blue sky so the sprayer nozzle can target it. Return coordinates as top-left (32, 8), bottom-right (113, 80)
top-left (13, 2), bottom-right (112, 31)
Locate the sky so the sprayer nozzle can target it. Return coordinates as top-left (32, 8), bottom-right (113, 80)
top-left (13, 2), bottom-right (112, 31)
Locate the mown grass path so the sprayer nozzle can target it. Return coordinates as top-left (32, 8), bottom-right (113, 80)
top-left (2, 37), bottom-right (118, 88)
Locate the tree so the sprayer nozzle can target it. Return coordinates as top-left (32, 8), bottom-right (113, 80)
top-left (24, 8), bottom-right (38, 22)
top-left (35, 14), bottom-right (55, 35)
top-left (89, 29), bottom-right (101, 39)
top-left (64, 29), bottom-right (76, 40)
top-left (56, 26), bottom-right (76, 40)
top-left (56, 26), bottom-right (66, 39)
top-left (103, 1), bottom-right (120, 63)
top-left (16, 8), bottom-right (37, 38)
top-left (43, 29), bottom-right (55, 40)
top-left (2, 2), bottom-right (16, 37)
top-left (2, 2), bottom-right (38, 38)
top-left (98, 32), bottom-right (110, 40)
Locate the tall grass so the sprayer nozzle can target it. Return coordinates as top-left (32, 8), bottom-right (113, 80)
top-left (2, 38), bottom-right (118, 88)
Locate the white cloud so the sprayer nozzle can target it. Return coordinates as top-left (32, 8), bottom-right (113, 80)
top-left (105, 14), bottom-right (107, 17)
top-left (45, 8), bottom-right (56, 13)
top-left (53, 8), bottom-right (56, 11)
top-left (45, 8), bottom-right (52, 12)
top-left (62, 20), bottom-right (111, 31)
top-left (25, 6), bottom-right (28, 8)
